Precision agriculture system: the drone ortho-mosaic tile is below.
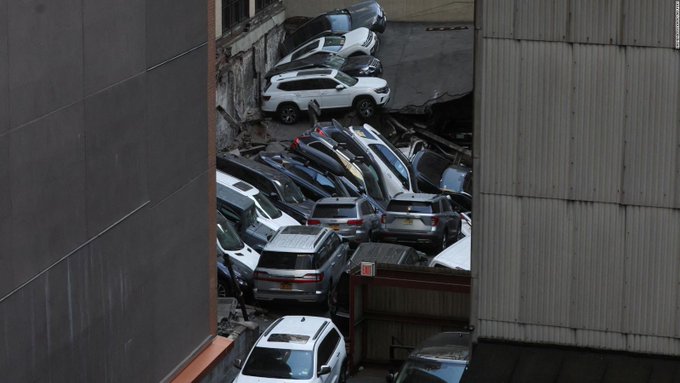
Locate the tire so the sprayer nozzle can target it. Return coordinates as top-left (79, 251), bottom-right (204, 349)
top-left (277, 103), bottom-right (299, 124)
top-left (354, 97), bottom-right (376, 119)
top-left (339, 359), bottom-right (348, 383)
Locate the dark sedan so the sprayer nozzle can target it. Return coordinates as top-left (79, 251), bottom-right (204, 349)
top-left (265, 52), bottom-right (382, 80)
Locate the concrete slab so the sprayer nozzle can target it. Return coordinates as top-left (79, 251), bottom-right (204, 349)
top-left (375, 22), bottom-right (473, 114)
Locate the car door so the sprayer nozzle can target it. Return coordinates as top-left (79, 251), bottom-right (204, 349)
top-left (291, 79), bottom-right (322, 109)
top-left (316, 78), bottom-right (348, 109)
top-left (317, 329), bottom-right (342, 383)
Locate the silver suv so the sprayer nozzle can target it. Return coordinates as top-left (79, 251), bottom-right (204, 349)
top-left (254, 226), bottom-right (349, 304)
top-left (307, 196), bottom-right (380, 247)
top-left (375, 193), bottom-right (461, 253)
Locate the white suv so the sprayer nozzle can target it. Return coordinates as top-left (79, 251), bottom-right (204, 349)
top-left (262, 69), bottom-right (390, 124)
top-left (234, 316), bottom-right (347, 383)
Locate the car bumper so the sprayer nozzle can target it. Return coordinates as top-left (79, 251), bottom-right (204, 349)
top-left (254, 288), bottom-right (326, 303)
top-left (374, 230), bottom-right (441, 245)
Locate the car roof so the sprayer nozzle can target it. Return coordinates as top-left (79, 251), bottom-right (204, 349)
top-left (259, 316), bottom-right (331, 350)
top-left (391, 193), bottom-right (439, 202)
top-left (217, 154), bottom-right (294, 183)
top-left (315, 196), bottom-right (361, 205)
top-left (216, 170), bottom-right (259, 197)
top-left (411, 332), bottom-right (471, 362)
top-left (272, 68), bottom-right (338, 82)
top-left (216, 183), bottom-right (255, 210)
top-left (264, 226), bottom-right (329, 253)
top-left (349, 243), bottom-right (415, 265)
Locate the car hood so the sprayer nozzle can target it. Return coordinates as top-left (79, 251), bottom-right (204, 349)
top-left (431, 235), bottom-right (470, 271)
top-left (354, 76), bottom-right (387, 88)
top-left (342, 27), bottom-right (371, 47)
top-left (341, 55), bottom-right (382, 75)
top-left (223, 243), bottom-right (261, 271)
top-left (270, 211), bottom-right (300, 228)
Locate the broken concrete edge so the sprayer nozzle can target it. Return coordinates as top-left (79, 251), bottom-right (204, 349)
top-left (170, 336), bottom-right (234, 383)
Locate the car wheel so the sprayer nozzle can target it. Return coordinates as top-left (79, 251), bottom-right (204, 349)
top-left (440, 232), bottom-right (448, 252)
top-left (354, 97), bottom-right (376, 119)
top-left (339, 360), bottom-right (348, 383)
top-left (277, 103), bottom-right (299, 124)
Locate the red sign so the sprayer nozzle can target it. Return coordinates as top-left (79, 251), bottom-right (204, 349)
top-left (360, 262), bottom-right (375, 277)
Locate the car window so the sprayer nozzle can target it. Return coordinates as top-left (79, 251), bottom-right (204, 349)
top-left (334, 71), bottom-right (358, 86)
top-left (217, 202), bottom-right (241, 229)
top-left (259, 251), bottom-right (315, 269)
top-left (278, 81), bottom-right (299, 91)
top-left (254, 174), bottom-right (277, 196)
top-left (440, 167), bottom-right (469, 193)
top-left (394, 358), bottom-right (466, 383)
top-left (357, 162), bottom-right (386, 201)
top-left (318, 78), bottom-right (338, 89)
top-left (316, 242), bottom-right (332, 267)
top-left (217, 214), bottom-right (243, 251)
top-left (313, 204), bottom-right (357, 218)
top-left (327, 14), bottom-right (351, 31)
top-left (369, 143), bottom-right (409, 187)
top-left (292, 40), bottom-right (321, 60)
top-left (317, 329), bottom-right (341, 367)
top-left (289, 165), bottom-right (339, 196)
top-left (252, 192), bottom-right (283, 219)
top-left (417, 152), bottom-right (450, 185)
top-left (278, 179), bottom-right (307, 203)
top-left (242, 347), bottom-right (313, 380)
top-left (387, 201), bottom-right (433, 214)
top-left (360, 201), bottom-right (373, 215)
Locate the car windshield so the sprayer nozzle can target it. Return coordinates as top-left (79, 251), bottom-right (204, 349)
top-left (323, 36), bottom-right (346, 49)
top-left (394, 359), bottom-right (466, 383)
top-left (326, 54), bottom-right (346, 69)
top-left (313, 204), bottom-right (357, 218)
top-left (440, 168), bottom-right (469, 193)
top-left (357, 162), bottom-right (386, 201)
top-left (370, 143), bottom-right (409, 187)
top-left (216, 216), bottom-right (243, 251)
top-left (242, 347), bottom-right (313, 380)
top-left (277, 180), bottom-right (307, 204)
top-left (289, 165), bottom-right (346, 196)
top-left (258, 251), bottom-right (315, 269)
top-left (252, 192), bottom-right (283, 219)
top-left (335, 71), bottom-right (358, 86)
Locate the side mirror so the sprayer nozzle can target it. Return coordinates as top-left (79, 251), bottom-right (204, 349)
top-left (335, 84), bottom-right (345, 91)
top-left (318, 365), bottom-right (332, 376)
top-left (233, 358), bottom-right (243, 369)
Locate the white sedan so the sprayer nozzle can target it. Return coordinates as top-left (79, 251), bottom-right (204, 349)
top-left (276, 27), bottom-right (377, 66)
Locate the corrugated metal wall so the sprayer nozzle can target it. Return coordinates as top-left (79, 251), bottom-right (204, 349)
top-left (475, 0), bottom-right (680, 356)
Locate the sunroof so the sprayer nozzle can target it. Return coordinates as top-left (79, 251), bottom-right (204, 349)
top-left (233, 181), bottom-right (252, 192)
top-left (268, 334), bottom-right (310, 344)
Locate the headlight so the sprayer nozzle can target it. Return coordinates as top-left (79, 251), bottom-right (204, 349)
top-left (362, 32), bottom-right (374, 47)
top-left (359, 66), bottom-right (376, 75)
top-left (374, 86), bottom-right (389, 94)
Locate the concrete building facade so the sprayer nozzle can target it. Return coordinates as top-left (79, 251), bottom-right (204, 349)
top-left (473, 0), bottom-right (680, 356)
top-left (0, 0), bottom-right (215, 381)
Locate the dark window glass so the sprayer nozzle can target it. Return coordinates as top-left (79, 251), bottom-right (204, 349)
top-left (360, 201), bottom-right (373, 215)
top-left (387, 201), bottom-right (433, 214)
top-left (222, 0), bottom-right (249, 32)
top-left (289, 165), bottom-right (339, 195)
top-left (317, 330), bottom-right (341, 366)
top-left (327, 15), bottom-right (351, 32)
top-left (259, 251), bottom-right (315, 269)
top-left (242, 347), bottom-right (313, 380)
top-left (255, 0), bottom-right (277, 12)
top-left (292, 41), bottom-right (320, 60)
top-left (312, 204), bottom-right (357, 218)
top-left (318, 79), bottom-right (338, 89)
top-left (440, 167), bottom-right (469, 193)
top-left (278, 81), bottom-right (298, 91)
top-left (416, 152), bottom-right (450, 186)
top-left (369, 144), bottom-right (409, 187)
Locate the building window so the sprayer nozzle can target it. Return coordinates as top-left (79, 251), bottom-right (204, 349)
top-left (255, 0), bottom-right (278, 12)
top-left (223, 0), bottom-right (249, 32)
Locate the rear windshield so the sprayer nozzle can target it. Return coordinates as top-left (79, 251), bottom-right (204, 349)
top-left (259, 251), bottom-right (315, 269)
top-left (313, 204), bottom-right (357, 218)
top-left (388, 201), bottom-right (433, 214)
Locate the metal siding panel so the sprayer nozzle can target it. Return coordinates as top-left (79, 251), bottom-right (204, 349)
top-left (516, 0), bottom-right (568, 41)
top-left (518, 41), bottom-right (572, 199)
top-left (569, 0), bottom-right (622, 44)
top-left (623, 48), bottom-right (679, 208)
top-left (481, 0), bottom-right (515, 38)
top-left (570, 44), bottom-right (625, 203)
top-left (623, 207), bottom-right (680, 337)
top-left (477, 194), bottom-right (522, 323)
top-left (479, 39), bottom-right (521, 195)
top-left (366, 286), bottom-right (470, 320)
top-left (623, 0), bottom-right (677, 48)
top-left (569, 203), bottom-right (626, 332)
top-left (519, 199), bottom-right (572, 327)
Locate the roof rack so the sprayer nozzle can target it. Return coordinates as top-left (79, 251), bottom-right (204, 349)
top-left (312, 321), bottom-right (330, 341)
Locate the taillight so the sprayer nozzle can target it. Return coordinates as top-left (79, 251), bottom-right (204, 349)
top-left (262, 95), bottom-right (271, 101)
top-left (347, 219), bottom-right (363, 226)
top-left (291, 137), bottom-right (300, 151)
top-left (380, 214), bottom-right (386, 224)
top-left (307, 219), bottom-right (320, 225)
top-left (430, 216), bottom-right (440, 226)
top-left (315, 128), bottom-right (326, 136)
top-left (299, 273), bottom-right (324, 283)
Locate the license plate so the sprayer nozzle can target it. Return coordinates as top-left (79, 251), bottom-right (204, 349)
top-left (402, 218), bottom-right (413, 225)
top-left (330, 224), bottom-right (340, 231)
top-left (280, 282), bottom-right (292, 290)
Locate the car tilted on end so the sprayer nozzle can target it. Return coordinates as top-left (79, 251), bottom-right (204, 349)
top-left (234, 315), bottom-right (347, 383)
top-left (263, 68), bottom-right (390, 124)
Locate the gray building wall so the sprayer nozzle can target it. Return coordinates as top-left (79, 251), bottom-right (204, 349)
top-left (473, 0), bottom-right (680, 356)
top-left (0, 0), bottom-right (214, 381)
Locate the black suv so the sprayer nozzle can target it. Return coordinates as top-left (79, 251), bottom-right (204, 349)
top-left (217, 154), bottom-right (314, 223)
